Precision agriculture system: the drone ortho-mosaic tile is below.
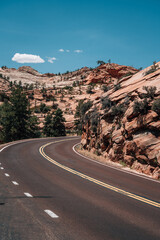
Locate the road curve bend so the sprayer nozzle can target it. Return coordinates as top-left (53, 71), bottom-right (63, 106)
top-left (0, 136), bottom-right (160, 240)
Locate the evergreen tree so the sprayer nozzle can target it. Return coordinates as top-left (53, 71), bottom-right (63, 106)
top-left (0, 85), bottom-right (40, 142)
top-left (74, 100), bottom-right (92, 135)
top-left (52, 108), bottom-right (66, 136)
top-left (43, 108), bottom-right (66, 137)
top-left (97, 60), bottom-right (105, 65)
top-left (43, 113), bottom-right (53, 137)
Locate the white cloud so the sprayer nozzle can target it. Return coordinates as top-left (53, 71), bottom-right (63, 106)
top-left (12, 53), bottom-right (45, 63)
top-left (74, 50), bottom-right (83, 53)
top-left (66, 50), bottom-right (70, 52)
top-left (59, 49), bottom-right (64, 52)
top-left (47, 57), bottom-right (56, 63)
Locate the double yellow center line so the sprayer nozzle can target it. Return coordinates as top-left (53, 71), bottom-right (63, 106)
top-left (39, 139), bottom-right (160, 209)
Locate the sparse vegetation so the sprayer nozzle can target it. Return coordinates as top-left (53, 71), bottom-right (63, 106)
top-left (102, 85), bottom-right (109, 92)
top-left (110, 103), bottom-right (126, 118)
top-left (0, 91), bottom-right (9, 102)
top-left (40, 103), bottom-right (50, 113)
top-left (1, 66), bottom-right (7, 70)
top-left (101, 96), bottom-right (112, 110)
top-left (90, 108), bottom-right (100, 135)
top-left (97, 60), bottom-right (105, 65)
top-left (86, 85), bottom-right (94, 94)
top-left (114, 83), bottom-right (121, 91)
top-left (152, 99), bottom-right (160, 115)
top-left (144, 61), bottom-right (159, 76)
top-left (133, 99), bottom-right (149, 115)
top-left (141, 86), bottom-right (157, 99)
top-left (74, 100), bottom-right (93, 134)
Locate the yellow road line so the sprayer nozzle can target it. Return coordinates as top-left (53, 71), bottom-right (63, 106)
top-left (39, 139), bottom-right (160, 209)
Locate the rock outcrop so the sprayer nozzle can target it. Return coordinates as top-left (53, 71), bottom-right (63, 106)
top-left (18, 66), bottom-right (41, 76)
top-left (81, 62), bottom-right (160, 179)
top-left (86, 63), bottom-right (138, 84)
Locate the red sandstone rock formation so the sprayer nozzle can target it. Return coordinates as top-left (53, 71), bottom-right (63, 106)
top-left (86, 63), bottom-right (138, 84)
top-left (81, 62), bottom-right (160, 179)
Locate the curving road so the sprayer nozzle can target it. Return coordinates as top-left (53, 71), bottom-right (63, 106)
top-left (0, 136), bottom-right (160, 240)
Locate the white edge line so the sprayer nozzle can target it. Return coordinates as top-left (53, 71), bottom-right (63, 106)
top-left (0, 167), bottom-right (4, 170)
top-left (72, 143), bottom-right (160, 184)
top-left (12, 181), bottom-right (19, 185)
top-left (44, 210), bottom-right (59, 218)
top-left (5, 173), bottom-right (10, 177)
top-left (24, 192), bottom-right (33, 198)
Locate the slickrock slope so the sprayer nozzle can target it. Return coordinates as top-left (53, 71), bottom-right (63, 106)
top-left (81, 62), bottom-right (160, 179)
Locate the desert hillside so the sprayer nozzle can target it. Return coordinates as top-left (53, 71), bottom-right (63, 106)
top-left (81, 61), bottom-right (160, 179)
top-left (0, 63), bottom-right (138, 131)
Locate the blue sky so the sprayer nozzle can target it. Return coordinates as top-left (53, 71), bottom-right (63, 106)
top-left (0, 0), bottom-right (159, 73)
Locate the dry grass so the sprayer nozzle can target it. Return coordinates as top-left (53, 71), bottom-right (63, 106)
top-left (75, 144), bottom-right (123, 169)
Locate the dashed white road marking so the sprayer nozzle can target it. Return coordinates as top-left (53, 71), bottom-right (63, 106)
top-left (0, 167), bottom-right (4, 170)
top-left (5, 173), bottom-right (10, 177)
top-left (44, 210), bottom-right (59, 218)
top-left (24, 192), bottom-right (33, 198)
top-left (12, 181), bottom-right (19, 185)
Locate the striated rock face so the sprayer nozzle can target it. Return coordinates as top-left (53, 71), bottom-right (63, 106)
top-left (81, 61), bottom-right (160, 179)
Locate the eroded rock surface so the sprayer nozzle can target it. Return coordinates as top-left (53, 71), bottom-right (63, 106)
top-left (81, 62), bottom-right (160, 179)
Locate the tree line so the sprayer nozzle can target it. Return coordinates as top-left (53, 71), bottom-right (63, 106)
top-left (0, 85), bottom-right (66, 143)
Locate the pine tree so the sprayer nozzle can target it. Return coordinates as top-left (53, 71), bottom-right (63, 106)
top-left (43, 108), bottom-right (66, 137)
top-left (0, 85), bottom-right (40, 142)
top-left (52, 108), bottom-right (66, 136)
top-left (43, 113), bottom-right (53, 137)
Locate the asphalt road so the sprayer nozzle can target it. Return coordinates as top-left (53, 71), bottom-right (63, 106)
top-left (0, 136), bottom-right (160, 240)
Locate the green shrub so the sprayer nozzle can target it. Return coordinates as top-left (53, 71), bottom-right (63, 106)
top-left (81, 101), bottom-right (93, 116)
top-left (101, 96), bottom-right (112, 110)
top-left (72, 81), bottom-right (76, 87)
top-left (86, 85), bottom-right (94, 94)
top-left (114, 83), bottom-right (121, 91)
top-left (52, 103), bottom-right (58, 109)
top-left (142, 86), bottom-right (157, 99)
top-left (152, 99), bottom-right (160, 115)
top-left (102, 85), bottom-right (109, 92)
top-left (133, 99), bottom-right (149, 115)
top-left (111, 104), bottom-right (125, 117)
top-left (40, 103), bottom-right (50, 113)
top-left (90, 108), bottom-right (99, 134)
top-left (64, 86), bottom-right (73, 90)
top-left (75, 100), bottom-right (93, 118)
top-left (28, 92), bottom-right (34, 100)
top-left (144, 61), bottom-right (159, 76)
top-left (34, 108), bottom-right (41, 113)
top-left (0, 92), bottom-right (9, 102)
top-left (97, 60), bottom-right (105, 65)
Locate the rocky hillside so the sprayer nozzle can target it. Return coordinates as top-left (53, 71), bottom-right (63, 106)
top-left (81, 62), bottom-right (160, 179)
top-left (0, 63), bottom-right (138, 89)
top-left (0, 66), bottom-right (91, 88)
top-left (0, 63), bottom-right (138, 131)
